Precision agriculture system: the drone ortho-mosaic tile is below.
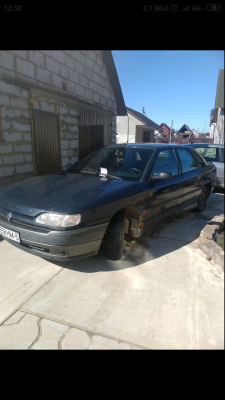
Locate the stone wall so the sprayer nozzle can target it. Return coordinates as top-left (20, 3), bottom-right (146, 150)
top-left (211, 108), bottom-right (224, 144)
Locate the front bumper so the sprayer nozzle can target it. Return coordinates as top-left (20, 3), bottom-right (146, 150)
top-left (0, 215), bottom-right (108, 261)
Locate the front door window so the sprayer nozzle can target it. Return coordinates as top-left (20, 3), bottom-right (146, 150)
top-left (151, 149), bottom-right (179, 177)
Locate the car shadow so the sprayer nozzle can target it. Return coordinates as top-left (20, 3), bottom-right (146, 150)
top-left (50, 190), bottom-right (224, 273)
top-left (48, 213), bottom-right (199, 273)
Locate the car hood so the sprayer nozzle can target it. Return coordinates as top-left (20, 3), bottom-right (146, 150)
top-left (0, 172), bottom-right (143, 217)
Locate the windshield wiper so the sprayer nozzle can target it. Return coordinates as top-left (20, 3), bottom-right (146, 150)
top-left (99, 173), bottom-right (122, 180)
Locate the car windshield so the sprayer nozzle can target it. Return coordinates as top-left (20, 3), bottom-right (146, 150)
top-left (67, 146), bottom-right (155, 181)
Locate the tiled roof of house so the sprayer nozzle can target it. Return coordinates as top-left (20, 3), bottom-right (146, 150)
top-left (126, 107), bottom-right (161, 130)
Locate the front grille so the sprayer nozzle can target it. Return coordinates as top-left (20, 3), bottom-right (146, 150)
top-left (0, 215), bottom-right (50, 234)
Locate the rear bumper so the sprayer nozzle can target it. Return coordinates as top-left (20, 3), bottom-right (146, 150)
top-left (0, 217), bottom-right (108, 261)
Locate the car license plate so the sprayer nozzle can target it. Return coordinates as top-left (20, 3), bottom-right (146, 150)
top-left (0, 225), bottom-right (20, 243)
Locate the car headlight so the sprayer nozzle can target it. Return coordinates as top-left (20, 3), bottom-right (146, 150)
top-left (36, 213), bottom-right (81, 227)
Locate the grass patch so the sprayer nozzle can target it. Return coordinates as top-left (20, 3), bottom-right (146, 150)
top-left (216, 232), bottom-right (224, 251)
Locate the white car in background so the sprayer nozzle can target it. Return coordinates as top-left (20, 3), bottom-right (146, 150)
top-left (185, 143), bottom-right (224, 189)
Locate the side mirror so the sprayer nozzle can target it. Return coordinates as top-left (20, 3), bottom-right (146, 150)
top-left (149, 171), bottom-right (173, 181)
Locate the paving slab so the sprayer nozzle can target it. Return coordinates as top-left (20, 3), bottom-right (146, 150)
top-left (0, 312), bottom-right (39, 349)
top-left (0, 309), bottom-right (143, 349)
top-left (21, 238), bottom-right (224, 349)
top-left (0, 239), bottom-right (63, 324)
top-left (63, 329), bottom-right (134, 349)
top-left (33, 319), bottom-right (69, 350)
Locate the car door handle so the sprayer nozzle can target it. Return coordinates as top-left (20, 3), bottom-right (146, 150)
top-left (176, 184), bottom-right (182, 188)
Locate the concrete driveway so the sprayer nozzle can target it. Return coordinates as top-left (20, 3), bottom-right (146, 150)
top-left (0, 190), bottom-right (224, 349)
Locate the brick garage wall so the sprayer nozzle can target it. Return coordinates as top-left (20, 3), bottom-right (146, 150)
top-left (0, 80), bottom-right (34, 186)
top-left (0, 50), bottom-right (118, 185)
top-left (0, 50), bottom-right (117, 133)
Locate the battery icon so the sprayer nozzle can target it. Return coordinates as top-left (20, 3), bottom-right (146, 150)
top-left (206, 4), bottom-right (221, 10)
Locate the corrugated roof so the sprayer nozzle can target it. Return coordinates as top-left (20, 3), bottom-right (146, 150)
top-left (126, 107), bottom-right (161, 130)
top-left (101, 51), bottom-right (127, 116)
top-left (215, 69), bottom-right (224, 109)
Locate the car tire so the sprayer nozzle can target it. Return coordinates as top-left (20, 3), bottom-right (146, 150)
top-left (195, 187), bottom-right (208, 213)
top-left (107, 210), bottom-right (126, 260)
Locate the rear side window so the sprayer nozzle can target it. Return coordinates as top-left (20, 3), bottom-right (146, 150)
top-left (194, 147), bottom-right (220, 162)
top-left (192, 151), bottom-right (206, 167)
top-left (176, 148), bottom-right (198, 173)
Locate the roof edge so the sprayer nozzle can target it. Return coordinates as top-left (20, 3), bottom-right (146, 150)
top-left (101, 51), bottom-right (127, 116)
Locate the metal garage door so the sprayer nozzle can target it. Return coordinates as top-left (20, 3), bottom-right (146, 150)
top-left (79, 125), bottom-right (104, 159)
top-left (32, 109), bottom-right (62, 176)
top-left (78, 106), bottom-right (110, 159)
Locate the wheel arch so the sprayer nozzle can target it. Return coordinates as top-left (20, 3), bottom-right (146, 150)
top-left (106, 206), bottom-right (141, 236)
top-left (204, 182), bottom-right (212, 198)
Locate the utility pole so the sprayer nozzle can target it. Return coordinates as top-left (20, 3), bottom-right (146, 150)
top-left (169, 120), bottom-right (173, 143)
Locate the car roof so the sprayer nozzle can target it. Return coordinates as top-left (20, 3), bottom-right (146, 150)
top-left (107, 143), bottom-right (183, 149)
top-left (184, 143), bottom-right (224, 148)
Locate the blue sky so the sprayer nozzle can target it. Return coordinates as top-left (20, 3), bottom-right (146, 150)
top-left (112, 50), bottom-right (224, 133)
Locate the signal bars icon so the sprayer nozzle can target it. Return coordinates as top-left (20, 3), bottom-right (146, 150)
top-left (182, 5), bottom-right (190, 11)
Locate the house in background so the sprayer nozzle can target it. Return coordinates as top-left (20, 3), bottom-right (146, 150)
top-left (116, 107), bottom-right (162, 143)
top-left (177, 124), bottom-right (193, 138)
top-left (158, 122), bottom-right (175, 136)
top-left (191, 129), bottom-right (199, 138)
top-left (210, 69), bottom-right (224, 144)
top-left (199, 132), bottom-right (210, 138)
top-left (0, 50), bottom-right (126, 188)
top-left (189, 129), bottom-right (210, 139)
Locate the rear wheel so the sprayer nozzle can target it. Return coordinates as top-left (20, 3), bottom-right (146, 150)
top-left (106, 210), bottom-right (126, 260)
top-left (195, 187), bottom-right (207, 212)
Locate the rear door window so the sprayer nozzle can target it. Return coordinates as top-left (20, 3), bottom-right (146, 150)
top-left (191, 150), bottom-right (206, 167)
top-left (176, 148), bottom-right (198, 173)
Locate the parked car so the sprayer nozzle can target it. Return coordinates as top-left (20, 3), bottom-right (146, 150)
top-left (0, 144), bottom-right (217, 261)
top-left (184, 143), bottom-right (224, 189)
